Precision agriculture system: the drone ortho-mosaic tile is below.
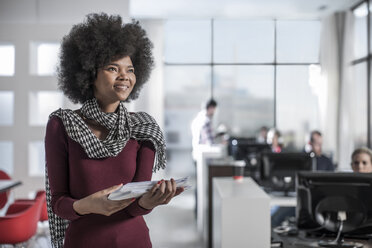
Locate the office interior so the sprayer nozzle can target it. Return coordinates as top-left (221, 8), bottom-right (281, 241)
top-left (1, 0), bottom-right (372, 247)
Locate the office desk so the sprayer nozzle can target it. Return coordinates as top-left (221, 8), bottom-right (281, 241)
top-left (0, 180), bottom-right (21, 193)
top-left (272, 231), bottom-right (372, 248)
top-left (207, 162), bottom-right (297, 247)
top-left (269, 193), bottom-right (296, 207)
top-left (213, 177), bottom-right (270, 248)
top-left (194, 145), bottom-right (225, 243)
top-left (207, 163), bottom-right (235, 248)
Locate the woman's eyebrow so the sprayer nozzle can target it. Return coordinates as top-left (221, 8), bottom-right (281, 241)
top-left (108, 63), bottom-right (134, 68)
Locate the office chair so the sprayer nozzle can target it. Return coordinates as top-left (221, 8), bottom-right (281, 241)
top-left (15, 190), bottom-right (48, 222)
top-left (14, 190), bottom-right (49, 239)
top-left (0, 192), bottom-right (44, 246)
top-left (0, 170), bottom-right (12, 210)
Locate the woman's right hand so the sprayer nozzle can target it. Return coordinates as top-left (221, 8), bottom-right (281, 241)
top-left (73, 184), bottom-right (135, 216)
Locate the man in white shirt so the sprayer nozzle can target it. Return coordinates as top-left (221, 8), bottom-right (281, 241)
top-left (191, 99), bottom-right (217, 160)
top-left (190, 99), bottom-right (217, 218)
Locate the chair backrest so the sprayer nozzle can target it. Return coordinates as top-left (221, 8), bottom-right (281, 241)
top-left (35, 190), bottom-right (48, 221)
top-left (0, 170), bottom-right (11, 209)
top-left (0, 193), bottom-right (44, 244)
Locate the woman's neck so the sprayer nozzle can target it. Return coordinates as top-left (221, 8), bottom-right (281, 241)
top-left (96, 99), bottom-right (120, 113)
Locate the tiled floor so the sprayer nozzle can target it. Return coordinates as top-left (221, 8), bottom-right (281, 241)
top-left (20, 149), bottom-right (202, 248)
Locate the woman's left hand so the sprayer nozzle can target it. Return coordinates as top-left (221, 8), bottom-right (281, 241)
top-left (138, 178), bottom-right (184, 210)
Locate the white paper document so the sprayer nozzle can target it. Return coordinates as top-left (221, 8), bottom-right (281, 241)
top-left (108, 177), bottom-right (191, 201)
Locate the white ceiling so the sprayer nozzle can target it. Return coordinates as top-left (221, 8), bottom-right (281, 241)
top-left (0, 0), bottom-right (130, 24)
top-left (130, 0), bottom-right (361, 19)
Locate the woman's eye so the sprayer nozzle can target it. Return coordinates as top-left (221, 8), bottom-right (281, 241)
top-left (108, 67), bottom-right (117, 72)
top-left (128, 68), bottom-right (135, 73)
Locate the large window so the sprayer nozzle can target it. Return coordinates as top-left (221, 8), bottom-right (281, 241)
top-left (351, 1), bottom-right (370, 147)
top-left (0, 44), bottom-right (15, 76)
top-left (214, 65), bottom-right (274, 137)
top-left (164, 19), bottom-right (321, 150)
top-left (164, 65), bottom-right (211, 149)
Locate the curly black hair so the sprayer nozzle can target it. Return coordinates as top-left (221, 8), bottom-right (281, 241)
top-left (58, 13), bottom-right (154, 104)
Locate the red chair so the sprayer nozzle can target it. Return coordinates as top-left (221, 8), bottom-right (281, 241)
top-left (0, 192), bottom-right (44, 245)
top-left (0, 170), bottom-right (11, 210)
top-left (15, 190), bottom-right (48, 222)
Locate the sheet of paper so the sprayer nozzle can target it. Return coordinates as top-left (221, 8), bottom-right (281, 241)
top-left (108, 177), bottom-right (191, 200)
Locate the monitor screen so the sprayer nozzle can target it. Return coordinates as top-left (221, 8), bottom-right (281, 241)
top-left (260, 152), bottom-right (315, 193)
top-left (228, 137), bottom-right (270, 162)
top-left (297, 171), bottom-right (372, 235)
top-left (227, 137), bottom-right (270, 159)
top-left (228, 138), bottom-right (271, 180)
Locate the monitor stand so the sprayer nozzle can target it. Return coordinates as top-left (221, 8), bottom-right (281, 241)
top-left (318, 219), bottom-right (363, 248)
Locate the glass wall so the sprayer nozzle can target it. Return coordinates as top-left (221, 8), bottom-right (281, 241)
top-left (276, 66), bottom-right (320, 148)
top-left (164, 19), bottom-right (322, 152)
top-left (214, 65), bottom-right (274, 137)
top-left (164, 65), bottom-right (211, 149)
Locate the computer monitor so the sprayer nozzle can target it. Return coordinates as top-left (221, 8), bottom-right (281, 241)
top-left (297, 172), bottom-right (372, 247)
top-left (228, 137), bottom-right (270, 161)
top-left (228, 137), bottom-right (267, 158)
top-left (227, 137), bottom-right (271, 180)
top-left (260, 152), bottom-right (315, 193)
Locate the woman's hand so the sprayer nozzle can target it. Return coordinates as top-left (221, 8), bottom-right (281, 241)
top-left (138, 178), bottom-right (184, 210)
top-left (73, 184), bottom-right (135, 216)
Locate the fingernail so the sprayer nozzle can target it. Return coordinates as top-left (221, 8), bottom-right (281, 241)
top-left (157, 180), bottom-right (162, 185)
top-left (131, 198), bottom-right (136, 202)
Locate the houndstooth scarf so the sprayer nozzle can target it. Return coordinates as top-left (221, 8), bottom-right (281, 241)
top-left (45, 98), bottom-right (166, 248)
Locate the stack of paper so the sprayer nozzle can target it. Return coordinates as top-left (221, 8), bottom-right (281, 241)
top-left (108, 177), bottom-right (191, 200)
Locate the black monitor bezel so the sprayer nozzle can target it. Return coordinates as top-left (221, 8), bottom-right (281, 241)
top-left (296, 171), bottom-right (372, 235)
top-left (260, 152), bottom-right (316, 193)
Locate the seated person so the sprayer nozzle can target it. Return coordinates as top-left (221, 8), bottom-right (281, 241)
top-left (267, 128), bottom-right (282, 153)
top-left (272, 131), bottom-right (331, 227)
top-left (256, 126), bottom-right (268, 144)
top-left (308, 130), bottom-right (334, 171)
top-left (351, 147), bottom-right (372, 173)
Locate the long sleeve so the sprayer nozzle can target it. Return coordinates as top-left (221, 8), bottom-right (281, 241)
top-left (124, 141), bottom-right (155, 217)
top-left (45, 117), bottom-right (82, 221)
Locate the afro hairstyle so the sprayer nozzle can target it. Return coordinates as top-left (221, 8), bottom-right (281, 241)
top-left (57, 12), bottom-right (154, 104)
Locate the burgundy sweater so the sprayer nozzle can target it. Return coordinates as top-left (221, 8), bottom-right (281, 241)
top-left (45, 116), bottom-right (155, 248)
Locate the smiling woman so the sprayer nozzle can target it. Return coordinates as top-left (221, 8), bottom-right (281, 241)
top-left (94, 56), bottom-right (137, 113)
top-left (44, 13), bottom-right (184, 248)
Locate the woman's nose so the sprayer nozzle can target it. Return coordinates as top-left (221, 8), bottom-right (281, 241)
top-left (118, 70), bottom-right (128, 80)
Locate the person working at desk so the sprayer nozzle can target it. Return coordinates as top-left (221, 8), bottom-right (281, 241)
top-left (256, 126), bottom-right (269, 144)
top-left (267, 128), bottom-right (282, 153)
top-left (308, 130), bottom-right (334, 171)
top-left (45, 13), bottom-right (183, 248)
top-left (351, 147), bottom-right (372, 173)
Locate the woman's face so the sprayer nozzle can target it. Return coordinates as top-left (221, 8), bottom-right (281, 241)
top-left (351, 152), bottom-right (372, 173)
top-left (93, 56), bottom-right (136, 104)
